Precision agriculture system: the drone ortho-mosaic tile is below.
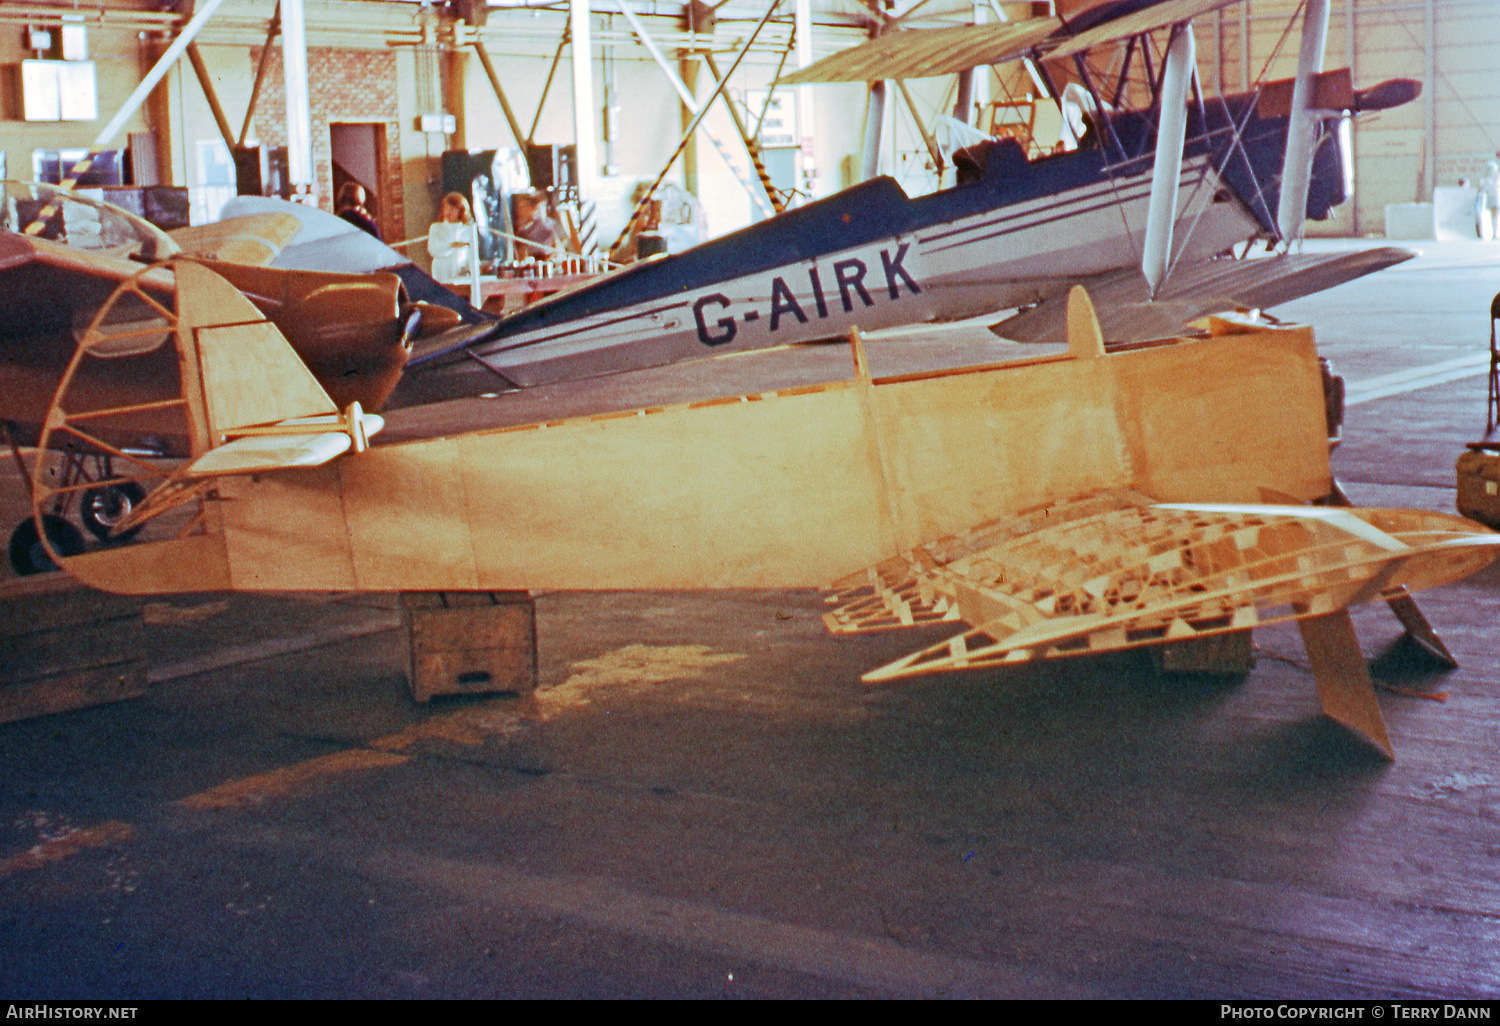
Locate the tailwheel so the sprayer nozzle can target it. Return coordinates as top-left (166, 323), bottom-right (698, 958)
top-left (80, 480), bottom-right (148, 541)
top-left (8, 515), bottom-right (85, 576)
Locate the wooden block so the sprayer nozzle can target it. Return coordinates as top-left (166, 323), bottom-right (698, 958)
top-left (0, 663), bottom-right (148, 726)
top-left (1150, 630), bottom-right (1255, 676)
top-left (0, 579), bottom-right (149, 722)
top-left (401, 591), bottom-right (536, 703)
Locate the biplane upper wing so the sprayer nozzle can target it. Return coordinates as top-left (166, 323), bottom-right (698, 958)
top-left (775, 18), bottom-right (1061, 83)
top-left (989, 246), bottom-right (1417, 345)
top-left (823, 490), bottom-right (1500, 755)
top-left (776, 0), bottom-right (1244, 84)
top-left (1043, 0), bottom-right (1250, 61)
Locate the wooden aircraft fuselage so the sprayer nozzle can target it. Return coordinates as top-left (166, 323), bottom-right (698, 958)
top-left (62, 315), bottom-right (1333, 596)
top-left (40, 261), bottom-right (1498, 760)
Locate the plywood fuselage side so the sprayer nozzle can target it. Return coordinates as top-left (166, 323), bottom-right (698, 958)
top-left (62, 324), bottom-right (1331, 595)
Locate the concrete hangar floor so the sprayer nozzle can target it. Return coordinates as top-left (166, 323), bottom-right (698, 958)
top-left (0, 241), bottom-right (1497, 999)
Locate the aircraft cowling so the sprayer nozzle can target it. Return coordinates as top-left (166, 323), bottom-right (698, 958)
top-left (200, 260), bottom-right (411, 411)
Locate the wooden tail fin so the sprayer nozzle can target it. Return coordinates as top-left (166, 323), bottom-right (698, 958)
top-left (174, 260), bottom-right (338, 447)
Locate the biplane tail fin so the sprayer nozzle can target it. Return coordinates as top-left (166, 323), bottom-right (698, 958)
top-left (176, 259), bottom-right (342, 433)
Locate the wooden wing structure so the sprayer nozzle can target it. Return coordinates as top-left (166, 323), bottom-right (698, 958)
top-left (776, 0), bottom-right (1247, 84)
top-left (31, 270), bottom-right (1500, 758)
top-left (775, 18), bottom-right (1063, 84)
top-left (823, 491), bottom-right (1497, 757)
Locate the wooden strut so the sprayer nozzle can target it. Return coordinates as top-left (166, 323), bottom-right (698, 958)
top-left (187, 42), bottom-right (238, 154)
top-left (608, 0), bottom-right (785, 256)
top-left (1297, 609), bottom-right (1394, 760)
top-left (701, 51), bottom-right (785, 214)
top-left (239, 2), bottom-right (282, 148)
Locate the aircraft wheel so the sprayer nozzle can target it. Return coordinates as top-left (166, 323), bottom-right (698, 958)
top-left (80, 482), bottom-right (148, 542)
top-left (8, 516), bottom-right (86, 576)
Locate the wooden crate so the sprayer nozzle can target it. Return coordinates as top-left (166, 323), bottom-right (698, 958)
top-left (0, 574), bottom-right (149, 724)
top-left (400, 591), bottom-right (536, 703)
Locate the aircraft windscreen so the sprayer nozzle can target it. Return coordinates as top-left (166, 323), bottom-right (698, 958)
top-left (0, 181), bottom-right (180, 260)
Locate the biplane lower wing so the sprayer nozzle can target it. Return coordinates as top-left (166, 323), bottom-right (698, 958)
top-left (824, 490), bottom-right (1500, 757)
top-left (989, 246), bottom-right (1416, 345)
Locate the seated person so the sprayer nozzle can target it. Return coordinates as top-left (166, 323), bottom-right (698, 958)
top-left (336, 182), bottom-right (382, 240)
top-left (514, 191), bottom-right (563, 260)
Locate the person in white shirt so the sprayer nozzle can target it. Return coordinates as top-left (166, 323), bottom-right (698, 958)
top-left (427, 192), bottom-right (474, 282)
top-left (1483, 152), bottom-right (1500, 240)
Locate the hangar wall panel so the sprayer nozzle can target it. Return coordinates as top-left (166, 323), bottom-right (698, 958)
top-left (1195, 0), bottom-right (1500, 237)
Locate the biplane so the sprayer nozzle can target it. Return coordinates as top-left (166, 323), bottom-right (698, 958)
top-left (0, 182), bottom-right (491, 573)
top-left (16, 250), bottom-right (1499, 759)
top-left (396, 0), bottom-right (1420, 400)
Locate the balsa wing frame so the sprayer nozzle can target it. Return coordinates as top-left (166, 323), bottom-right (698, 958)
top-left (824, 493), bottom-right (1500, 683)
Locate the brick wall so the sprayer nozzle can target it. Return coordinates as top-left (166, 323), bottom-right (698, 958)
top-left (248, 46), bottom-right (404, 239)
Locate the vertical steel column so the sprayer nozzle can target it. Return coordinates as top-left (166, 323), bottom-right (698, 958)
top-left (281, 0), bottom-right (315, 204)
top-left (861, 81), bottom-right (887, 181)
top-left (1346, 0), bottom-right (1359, 234)
top-left (680, 55), bottom-right (699, 196)
top-left (1214, 8), bottom-right (1223, 96)
top-left (795, 0), bottom-right (816, 194)
top-left (970, 1), bottom-right (990, 127)
top-left (1423, 0), bottom-right (1436, 201)
top-left (570, 0), bottom-right (598, 202)
top-left (953, 69), bottom-right (974, 124)
top-left (1240, 0), bottom-right (1249, 93)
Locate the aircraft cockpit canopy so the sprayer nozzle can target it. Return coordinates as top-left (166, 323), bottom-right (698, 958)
top-left (0, 181), bottom-right (180, 263)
